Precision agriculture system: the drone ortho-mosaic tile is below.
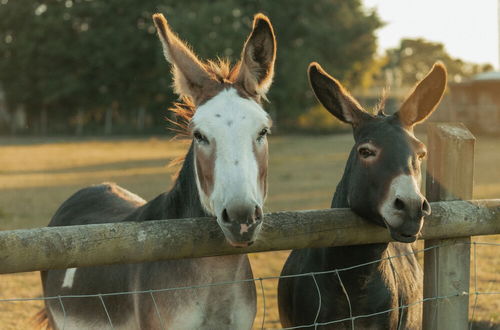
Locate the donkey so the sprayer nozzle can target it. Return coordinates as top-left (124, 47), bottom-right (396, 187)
top-left (278, 62), bottom-right (447, 329)
top-left (38, 13), bottom-right (276, 329)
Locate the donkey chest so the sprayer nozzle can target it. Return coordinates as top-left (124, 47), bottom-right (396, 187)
top-left (136, 255), bottom-right (256, 329)
top-left (168, 286), bottom-right (255, 330)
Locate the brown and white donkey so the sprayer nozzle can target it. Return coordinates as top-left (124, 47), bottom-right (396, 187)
top-left (38, 12), bottom-right (276, 329)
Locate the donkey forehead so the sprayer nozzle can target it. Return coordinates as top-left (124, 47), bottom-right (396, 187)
top-left (356, 117), bottom-right (425, 153)
top-left (191, 88), bottom-right (271, 132)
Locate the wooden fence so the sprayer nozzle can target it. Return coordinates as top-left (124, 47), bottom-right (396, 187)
top-left (0, 199), bottom-right (498, 275)
top-left (0, 123), bottom-right (498, 330)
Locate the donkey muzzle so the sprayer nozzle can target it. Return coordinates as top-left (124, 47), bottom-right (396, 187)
top-left (219, 204), bottom-right (263, 247)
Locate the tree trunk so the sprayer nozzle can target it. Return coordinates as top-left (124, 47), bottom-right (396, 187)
top-left (40, 106), bottom-right (48, 135)
top-left (75, 108), bottom-right (84, 136)
top-left (11, 105), bottom-right (26, 134)
top-left (104, 102), bottom-right (119, 135)
top-left (104, 107), bottom-right (113, 135)
top-left (137, 107), bottom-right (145, 132)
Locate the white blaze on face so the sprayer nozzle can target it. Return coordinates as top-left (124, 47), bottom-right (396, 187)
top-left (379, 174), bottom-right (422, 228)
top-left (191, 88), bottom-right (271, 218)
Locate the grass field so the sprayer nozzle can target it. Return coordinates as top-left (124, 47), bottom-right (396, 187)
top-left (0, 133), bottom-right (499, 329)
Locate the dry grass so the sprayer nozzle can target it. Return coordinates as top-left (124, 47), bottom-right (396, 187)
top-left (0, 134), bottom-right (498, 329)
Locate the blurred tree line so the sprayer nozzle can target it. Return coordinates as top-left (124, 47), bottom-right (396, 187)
top-left (0, 1), bottom-right (493, 135)
top-left (0, 0), bottom-right (381, 135)
top-left (382, 38), bottom-right (494, 88)
top-left (295, 37), bottom-right (494, 132)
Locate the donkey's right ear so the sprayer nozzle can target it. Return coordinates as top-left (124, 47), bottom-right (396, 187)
top-left (308, 62), bottom-right (371, 126)
top-left (152, 13), bottom-right (212, 103)
top-left (235, 14), bottom-right (277, 101)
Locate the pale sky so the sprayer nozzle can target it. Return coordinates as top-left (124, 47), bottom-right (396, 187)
top-left (364, 0), bottom-right (499, 68)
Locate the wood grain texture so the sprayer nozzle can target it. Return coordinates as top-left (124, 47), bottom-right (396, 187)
top-left (423, 122), bottom-right (475, 330)
top-left (0, 199), bottom-right (498, 274)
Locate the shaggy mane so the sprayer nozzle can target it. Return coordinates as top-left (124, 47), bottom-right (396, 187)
top-left (374, 87), bottom-right (389, 116)
top-left (167, 58), bottom-right (237, 138)
top-left (166, 97), bottom-right (195, 178)
top-left (205, 58), bottom-right (237, 83)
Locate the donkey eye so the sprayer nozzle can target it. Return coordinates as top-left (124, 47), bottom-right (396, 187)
top-left (257, 127), bottom-right (269, 140)
top-left (359, 147), bottom-right (376, 159)
top-left (193, 131), bottom-right (209, 144)
top-left (417, 151), bottom-right (427, 160)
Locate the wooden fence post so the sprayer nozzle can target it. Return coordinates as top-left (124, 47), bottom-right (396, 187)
top-left (423, 123), bottom-right (475, 330)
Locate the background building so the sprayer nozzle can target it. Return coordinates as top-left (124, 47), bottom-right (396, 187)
top-left (434, 71), bottom-right (500, 134)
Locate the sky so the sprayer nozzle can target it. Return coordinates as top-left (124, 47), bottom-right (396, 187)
top-left (364, 0), bottom-right (499, 69)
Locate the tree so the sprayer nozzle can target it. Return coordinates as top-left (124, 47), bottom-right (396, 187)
top-left (383, 38), bottom-right (493, 87)
top-left (0, 0), bottom-right (169, 134)
top-left (158, 0), bottom-right (381, 124)
top-left (0, 0), bottom-right (382, 134)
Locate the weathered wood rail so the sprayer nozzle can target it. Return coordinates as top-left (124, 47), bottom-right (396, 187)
top-left (424, 122), bottom-right (476, 330)
top-left (0, 199), bottom-right (498, 274)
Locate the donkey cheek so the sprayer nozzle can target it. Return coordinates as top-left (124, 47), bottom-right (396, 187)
top-left (254, 142), bottom-right (269, 198)
top-left (195, 147), bottom-right (216, 197)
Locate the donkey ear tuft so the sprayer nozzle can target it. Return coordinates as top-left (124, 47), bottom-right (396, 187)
top-left (235, 13), bottom-right (276, 101)
top-left (152, 13), bottom-right (212, 103)
top-left (398, 62), bottom-right (447, 127)
top-left (308, 62), bottom-right (370, 126)
top-left (152, 14), bottom-right (169, 54)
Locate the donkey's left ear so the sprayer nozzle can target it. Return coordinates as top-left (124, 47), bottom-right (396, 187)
top-left (397, 62), bottom-right (447, 127)
top-left (235, 13), bottom-right (277, 101)
top-left (152, 13), bottom-right (213, 103)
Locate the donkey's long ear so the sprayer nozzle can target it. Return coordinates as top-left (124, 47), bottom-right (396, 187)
top-left (397, 62), bottom-right (447, 127)
top-left (153, 13), bottom-right (212, 102)
top-left (235, 14), bottom-right (276, 101)
top-left (308, 62), bottom-right (371, 126)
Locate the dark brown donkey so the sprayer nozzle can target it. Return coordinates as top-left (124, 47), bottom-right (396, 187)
top-left (38, 13), bottom-right (276, 329)
top-left (278, 62), bottom-right (447, 329)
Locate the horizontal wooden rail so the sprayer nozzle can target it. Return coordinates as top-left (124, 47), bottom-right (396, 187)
top-left (0, 199), bottom-right (499, 274)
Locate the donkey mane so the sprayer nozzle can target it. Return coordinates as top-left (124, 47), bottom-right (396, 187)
top-left (205, 58), bottom-right (239, 83)
top-left (167, 97), bottom-right (196, 139)
top-left (374, 87), bottom-right (389, 116)
top-left (167, 58), bottom-right (240, 137)
top-left (166, 97), bottom-right (195, 180)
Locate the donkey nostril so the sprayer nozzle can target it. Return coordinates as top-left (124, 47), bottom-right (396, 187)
top-left (222, 209), bottom-right (230, 224)
top-left (422, 200), bottom-right (431, 215)
top-left (394, 198), bottom-right (405, 211)
top-left (254, 206), bottom-right (263, 223)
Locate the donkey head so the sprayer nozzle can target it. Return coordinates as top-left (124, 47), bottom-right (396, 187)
top-left (308, 62), bottom-right (447, 243)
top-left (153, 13), bottom-right (276, 247)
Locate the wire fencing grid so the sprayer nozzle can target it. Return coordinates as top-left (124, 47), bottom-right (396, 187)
top-left (1, 241), bottom-right (499, 329)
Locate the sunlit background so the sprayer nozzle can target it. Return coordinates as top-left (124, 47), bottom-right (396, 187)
top-left (0, 1), bottom-right (499, 329)
top-left (366, 0), bottom-right (498, 68)
top-left (1, 0), bottom-right (499, 135)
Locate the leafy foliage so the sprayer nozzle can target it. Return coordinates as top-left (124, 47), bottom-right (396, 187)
top-left (384, 38), bottom-right (493, 86)
top-left (0, 0), bottom-right (381, 133)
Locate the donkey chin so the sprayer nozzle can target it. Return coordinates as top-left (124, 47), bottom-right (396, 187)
top-left (215, 204), bottom-right (264, 248)
top-left (219, 221), bottom-right (263, 248)
top-left (382, 213), bottom-right (425, 243)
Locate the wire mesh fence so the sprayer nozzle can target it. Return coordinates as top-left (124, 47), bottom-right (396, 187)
top-left (0, 240), bottom-right (498, 329)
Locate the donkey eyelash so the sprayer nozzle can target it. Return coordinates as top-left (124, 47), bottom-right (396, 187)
top-left (193, 131), bottom-right (209, 144)
top-left (257, 127), bottom-right (270, 141)
top-left (358, 147), bottom-right (376, 158)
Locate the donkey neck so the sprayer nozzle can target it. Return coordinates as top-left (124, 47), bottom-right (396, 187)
top-left (130, 143), bottom-right (209, 222)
